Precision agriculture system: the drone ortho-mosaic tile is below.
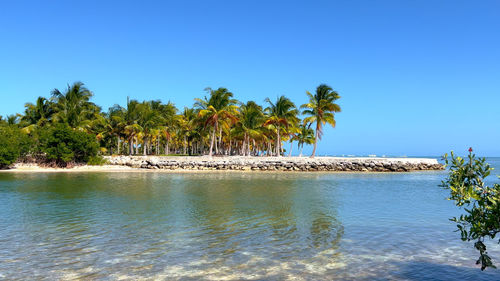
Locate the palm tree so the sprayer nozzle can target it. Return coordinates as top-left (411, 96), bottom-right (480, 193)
top-left (123, 99), bottom-right (141, 155)
top-left (157, 101), bottom-right (177, 155)
top-left (178, 107), bottom-right (198, 155)
top-left (233, 101), bottom-right (264, 156)
top-left (4, 80), bottom-right (345, 157)
top-left (264, 96), bottom-right (298, 156)
top-left (285, 122), bottom-right (300, 157)
top-left (137, 101), bottom-right (162, 155)
top-left (107, 104), bottom-right (127, 154)
top-left (51, 82), bottom-right (100, 129)
top-left (6, 114), bottom-right (21, 126)
top-left (293, 124), bottom-right (315, 157)
top-left (301, 84), bottom-right (341, 157)
top-left (22, 97), bottom-right (54, 126)
top-left (89, 112), bottom-right (112, 154)
top-left (195, 87), bottom-right (238, 156)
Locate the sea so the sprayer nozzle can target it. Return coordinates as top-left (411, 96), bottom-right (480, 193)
top-left (1, 157), bottom-right (499, 280)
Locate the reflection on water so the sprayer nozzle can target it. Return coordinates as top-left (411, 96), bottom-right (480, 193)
top-left (1, 164), bottom-right (500, 280)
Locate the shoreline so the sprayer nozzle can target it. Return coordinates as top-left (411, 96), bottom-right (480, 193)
top-left (2, 156), bottom-right (444, 173)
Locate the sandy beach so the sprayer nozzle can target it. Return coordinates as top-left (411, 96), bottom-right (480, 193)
top-left (1, 156), bottom-right (444, 173)
top-left (1, 163), bottom-right (139, 173)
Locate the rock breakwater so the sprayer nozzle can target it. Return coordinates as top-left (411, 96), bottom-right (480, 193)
top-left (104, 156), bottom-right (444, 172)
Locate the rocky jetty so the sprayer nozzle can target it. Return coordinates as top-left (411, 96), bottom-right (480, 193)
top-left (104, 156), bottom-right (444, 172)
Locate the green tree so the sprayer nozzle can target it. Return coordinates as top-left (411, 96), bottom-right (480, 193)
top-left (301, 84), bottom-right (341, 157)
top-left (178, 107), bottom-right (198, 155)
top-left (39, 124), bottom-right (99, 166)
top-left (293, 123), bottom-right (315, 157)
top-left (51, 82), bottom-right (101, 129)
top-left (0, 125), bottom-right (30, 168)
top-left (233, 101), bottom-right (264, 156)
top-left (195, 87), bottom-right (238, 156)
top-left (284, 118), bottom-right (300, 157)
top-left (123, 99), bottom-right (142, 155)
top-left (158, 102), bottom-right (178, 155)
top-left (6, 114), bottom-right (21, 126)
top-left (441, 148), bottom-right (500, 270)
top-left (22, 96), bottom-right (54, 127)
top-left (106, 104), bottom-right (127, 154)
top-left (264, 96), bottom-right (298, 156)
top-left (136, 101), bottom-right (162, 155)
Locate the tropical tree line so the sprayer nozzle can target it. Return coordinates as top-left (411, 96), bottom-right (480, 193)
top-left (0, 82), bottom-right (341, 166)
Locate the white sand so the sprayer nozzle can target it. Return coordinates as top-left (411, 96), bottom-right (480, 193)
top-left (1, 156), bottom-right (441, 173)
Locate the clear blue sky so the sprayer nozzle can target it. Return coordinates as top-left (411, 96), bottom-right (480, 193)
top-left (1, 0), bottom-right (499, 156)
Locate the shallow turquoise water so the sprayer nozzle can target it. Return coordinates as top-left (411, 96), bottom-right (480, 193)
top-left (1, 158), bottom-right (499, 280)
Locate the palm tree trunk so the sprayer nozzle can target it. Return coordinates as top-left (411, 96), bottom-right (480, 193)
top-left (299, 145), bottom-right (303, 157)
top-left (288, 141), bottom-right (293, 157)
top-left (243, 137), bottom-right (247, 156)
top-left (209, 126), bottom-right (216, 156)
top-left (246, 136), bottom-right (250, 156)
top-left (218, 127), bottom-right (222, 150)
top-left (117, 137), bottom-right (120, 155)
top-left (242, 136), bottom-right (248, 156)
top-left (311, 125), bottom-right (319, 158)
top-left (276, 127), bottom-right (281, 157)
top-left (135, 137), bottom-right (139, 155)
top-left (214, 126), bottom-right (219, 155)
top-left (143, 138), bottom-right (147, 156)
top-left (183, 136), bottom-right (187, 154)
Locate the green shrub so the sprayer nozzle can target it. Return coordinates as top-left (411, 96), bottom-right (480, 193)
top-left (442, 148), bottom-right (500, 270)
top-left (39, 124), bottom-right (98, 166)
top-left (87, 155), bottom-right (108, 166)
top-left (0, 126), bottom-right (23, 168)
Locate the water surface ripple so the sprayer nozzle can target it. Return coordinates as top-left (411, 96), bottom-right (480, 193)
top-left (1, 159), bottom-right (500, 280)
